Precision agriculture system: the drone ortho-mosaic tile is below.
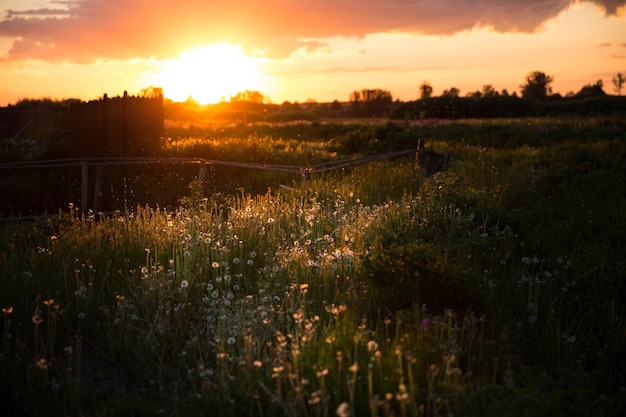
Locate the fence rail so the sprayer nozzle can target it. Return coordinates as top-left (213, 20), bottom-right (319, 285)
top-left (0, 148), bottom-right (417, 216)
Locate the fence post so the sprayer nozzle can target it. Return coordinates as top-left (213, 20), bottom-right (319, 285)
top-left (81, 161), bottom-right (89, 215)
top-left (198, 162), bottom-right (206, 184)
top-left (93, 164), bottom-right (103, 212)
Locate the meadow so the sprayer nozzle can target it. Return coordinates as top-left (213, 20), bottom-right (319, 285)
top-left (0, 117), bottom-right (624, 416)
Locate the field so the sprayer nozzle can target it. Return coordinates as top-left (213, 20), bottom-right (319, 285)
top-left (0, 117), bottom-right (625, 416)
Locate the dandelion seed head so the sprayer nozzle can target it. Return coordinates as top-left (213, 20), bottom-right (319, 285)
top-left (336, 402), bottom-right (351, 417)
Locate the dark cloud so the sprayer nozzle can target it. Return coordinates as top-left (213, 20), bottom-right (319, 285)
top-left (0, 0), bottom-right (624, 62)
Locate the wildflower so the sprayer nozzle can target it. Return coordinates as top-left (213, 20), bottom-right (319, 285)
top-left (253, 360), bottom-right (263, 368)
top-left (233, 257), bottom-right (240, 265)
top-left (35, 358), bottom-right (48, 370)
top-left (349, 362), bottom-right (359, 373)
top-left (2, 306), bottom-right (13, 314)
top-left (247, 259), bottom-right (254, 266)
top-left (267, 217), bottom-right (275, 224)
top-left (180, 280), bottom-right (189, 289)
top-left (32, 314), bottom-right (43, 325)
top-left (367, 340), bottom-right (378, 353)
top-left (212, 261), bottom-right (220, 268)
top-left (336, 402), bottom-right (351, 417)
top-left (227, 337), bottom-right (236, 345)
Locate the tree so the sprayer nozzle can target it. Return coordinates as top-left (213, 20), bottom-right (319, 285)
top-left (138, 86), bottom-right (163, 99)
top-left (575, 80), bottom-right (605, 98)
top-left (441, 87), bottom-right (460, 98)
top-left (419, 81), bottom-right (433, 99)
top-left (349, 89), bottom-right (393, 117)
top-left (231, 90), bottom-right (265, 103)
top-left (520, 71), bottom-right (553, 101)
top-left (482, 84), bottom-right (498, 97)
top-left (612, 73), bottom-right (625, 96)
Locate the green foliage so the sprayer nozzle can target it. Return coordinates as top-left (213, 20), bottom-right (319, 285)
top-left (1, 117), bottom-right (625, 416)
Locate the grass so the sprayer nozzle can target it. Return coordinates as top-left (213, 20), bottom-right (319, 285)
top-left (0, 117), bottom-right (625, 416)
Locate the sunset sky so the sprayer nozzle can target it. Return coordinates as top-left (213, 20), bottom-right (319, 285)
top-left (1, 0), bottom-right (625, 106)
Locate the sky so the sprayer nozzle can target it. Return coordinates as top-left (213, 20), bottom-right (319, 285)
top-left (0, 0), bottom-right (625, 105)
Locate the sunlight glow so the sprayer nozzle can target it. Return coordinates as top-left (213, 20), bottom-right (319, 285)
top-left (148, 43), bottom-right (265, 104)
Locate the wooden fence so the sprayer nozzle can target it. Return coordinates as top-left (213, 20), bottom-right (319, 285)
top-left (70, 92), bottom-right (163, 157)
top-left (0, 107), bottom-right (69, 140)
top-left (0, 149), bottom-right (417, 217)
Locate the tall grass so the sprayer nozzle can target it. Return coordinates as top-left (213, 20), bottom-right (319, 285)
top-left (1, 117), bottom-right (624, 416)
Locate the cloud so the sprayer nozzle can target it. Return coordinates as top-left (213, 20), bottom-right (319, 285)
top-left (1, 0), bottom-right (624, 62)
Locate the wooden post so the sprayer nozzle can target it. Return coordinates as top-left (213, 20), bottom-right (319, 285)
top-left (93, 164), bottom-right (103, 212)
top-left (81, 161), bottom-right (89, 215)
top-left (198, 162), bottom-right (206, 184)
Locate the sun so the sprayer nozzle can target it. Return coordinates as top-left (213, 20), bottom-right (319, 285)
top-left (148, 43), bottom-right (265, 104)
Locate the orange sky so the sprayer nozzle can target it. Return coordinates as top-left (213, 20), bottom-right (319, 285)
top-left (0, 0), bottom-right (625, 105)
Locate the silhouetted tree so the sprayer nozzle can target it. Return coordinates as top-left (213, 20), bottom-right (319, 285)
top-left (520, 71), bottom-right (553, 101)
top-left (612, 73), bottom-right (625, 96)
top-left (330, 100), bottom-right (343, 113)
top-left (138, 86), bottom-right (164, 99)
top-left (231, 90), bottom-right (265, 104)
top-left (419, 81), bottom-right (433, 99)
top-left (441, 87), bottom-right (460, 97)
top-left (575, 80), bottom-right (605, 98)
top-left (349, 89), bottom-right (393, 117)
top-left (482, 84), bottom-right (498, 97)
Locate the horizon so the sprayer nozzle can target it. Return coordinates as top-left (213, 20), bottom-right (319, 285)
top-left (1, 1), bottom-right (625, 106)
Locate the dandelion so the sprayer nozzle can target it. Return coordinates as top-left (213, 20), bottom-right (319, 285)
top-left (253, 360), bottom-right (263, 368)
top-left (267, 218), bottom-right (275, 224)
top-left (247, 259), bottom-right (254, 266)
top-left (367, 340), bottom-right (378, 353)
top-left (32, 314), bottom-right (43, 325)
top-left (35, 358), bottom-right (48, 370)
top-left (211, 261), bottom-right (220, 268)
top-left (233, 257), bottom-right (240, 265)
top-left (336, 402), bottom-right (351, 417)
top-left (180, 280), bottom-right (189, 289)
top-left (227, 337), bottom-right (236, 345)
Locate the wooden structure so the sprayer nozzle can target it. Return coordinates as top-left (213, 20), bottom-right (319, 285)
top-left (416, 138), bottom-right (450, 176)
top-left (70, 92), bottom-right (163, 157)
top-left (0, 106), bottom-right (69, 140)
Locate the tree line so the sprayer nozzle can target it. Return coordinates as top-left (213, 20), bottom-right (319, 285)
top-left (4, 71), bottom-right (625, 122)
top-left (213, 70), bottom-right (626, 120)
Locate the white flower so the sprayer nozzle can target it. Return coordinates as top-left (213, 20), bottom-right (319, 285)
top-left (336, 402), bottom-right (351, 417)
top-left (180, 280), bottom-right (189, 289)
